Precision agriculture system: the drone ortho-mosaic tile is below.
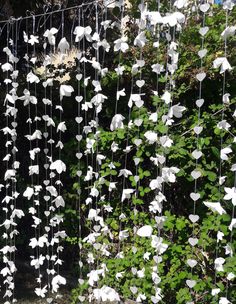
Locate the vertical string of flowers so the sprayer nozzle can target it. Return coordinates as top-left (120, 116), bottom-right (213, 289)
top-left (77, 6), bottom-right (93, 275)
top-left (44, 9), bottom-right (66, 295)
top-left (108, 0), bottom-right (125, 213)
top-left (22, 15), bottom-right (43, 297)
top-left (74, 3), bottom-right (103, 300)
top-left (0, 21), bottom-right (19, 303)
top-left (74, 6), bottom-right (84, 292)
top-left (126, 3), bottom-right (148, 301)
top-left (208, 3), bottom-right (229, 299)
top-left (10, 19), bottom-right (22, 303)
top-left (41, 5), bottom-right (51, 293)
top-left (33, 15), bottom-right (43, 295)
top-left (50, 8), bottom-right (69, 295)
top-left (116, 5), bottom-right (135, 256)
top-left (148, 4), bottom-right (167, 302)
top-left (221, 5), bottom-right (235, 302)
top-left (186, 1), bottom-right (209, 298)
top-left (214, 1), bottom-right (235, 303)
top-left (106, 1), bottom-right (126, 262)
top-left (45, 10), bottom-right (56, 294)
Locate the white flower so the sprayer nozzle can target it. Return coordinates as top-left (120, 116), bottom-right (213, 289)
top-left (151, 63), bottom-right (164, 74)
top-left (137, 225), bottom-right (153, 237)
top-left (114, 36), bottom-right (129, 53)
top-left (44, 27), bottom-right (58, 45)
top-left (227, 272), bottom-right (235, 280)
top-left (46, 185), bottom-right (58, 197)
top-left (110, 114), bottom-right (125, 131)
top-left (203, 202), bottom-right (226, 215)
top-left (137, 268), bottom-right (145, 279)
top-left (88, 208), bottom-right (100, 220)
top-left (31, 255), bottom-right (45, 269)
top-left (168, 104), bottom-right (186, 118)
top-left (50, 160), bottom-right (66, 174)
top-left (134, 31), bottom-right (147, 47)
top-left (119, 230), bottom-right (129, 241)
top-left (25, 130), bottom-right (42, 141)
top-left (217, 231), bottom-right (224, 242)
top-left (121, 189), bottom-right (135, 202)
top-left (168, 12), bottom-right (185, 26)
top-left (53, 196), bottom-right (65, 208)
top-left (60, 85), bottom-right (74, 101)
top-left (143, 252), bottom-right (151, 261)
top-left (149, 199), bottom-right (163, 214)
top-left (149, 177), bottom-right (163, 190)
top-left (144, 131), bottom-right (158, 144)
top-left (111, 142), bottom-right (119, 152)
top-left (115, 65), bottom-right (125, 75)
top-left (35, 285), bottom-right (47, 298)
top-left (29, 165), bottom-right (39, 176)
top-left (87, 269), bottom-right (103, 286)
top-left (214, 257), bottom-right (225, 272)
top-left (11, 209), bottom-right (25, 219)
top-left (161, 91), bottom-right (172, 104)
top-left (223, 0), bottom-right (234, 10)
top-left (219, 297), bottom-right (231, 304)
top-left (137, 293), bottom-right (146, 302)
top-left (174, 0), bottom-right (188, 9)
top-left (220, 146), bottom-right (232, 160)
top-left (58, 37), bottom-right (70, 53)
top-left (211, 288), bottom-right (221, 296)
top-left (27, 71), bottom-right (40, 83)
top-left (162, 167), bottom-right (179, 183)
top-left (93, 286), bottom-right (120, 301)
top-left (229, 218), bottom-right (236, 231)
top-left (57, 121), bottom-right (67, 133)
top-left (117, 88), bottom-right (126, 100)
top-left (221, 26), bottom-right (236, 39)
top-left (1, 62), bottom-right (13, 72)
top-left (115, 271), bottom-right (124, 280)
top-left (27, 35), bottom-right (39, 45)
top-left (146, 11), bottom-right (163, 25)
top-left (51, 275), bottom-right (66, 292)
top-left (213, 57), bottom-right (232, 74)
top-left (217, 120), bottom-right (231, 131)
top-left (224, 187), bottom-right (236, 206)
top-left (151, 236), bottom-right (168, 254)
top-left (4, 169), bottom-right (16, 180)
top-left (29, 235), bottom-right (47, 248)
top-left (160, 135), bottom-right (173, 148)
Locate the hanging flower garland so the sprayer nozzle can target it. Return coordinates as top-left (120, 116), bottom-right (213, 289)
top-left (0, 1), bottom-right (235, 303)
top-left (186, 0), bottom-right (210, 298)
top-left (0, 21), bottom-right (22, 304)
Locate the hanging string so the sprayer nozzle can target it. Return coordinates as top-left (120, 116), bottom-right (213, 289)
top-left (48, 9), bottom-right (55, 292)
top-left (222, 8), bottom-right (232, 301)
top-left (81, 3), bottom-right (92, 274)
top-left (188, 1), bottom-right (207, 299)
top-left (11, 18), bottom-right (20, 304)
top-left (108, 0), bottom-right (125, 252)
top-left (24, 15), bottom-right (38, 286)
top-left (1, 21), bottom-right (13, 304)
top-left (75, 6), bottom-right (83, 282)
top-left (42, 5), bottom-right (51, 291)
top-left (55, 9), bottom-right (65, 279)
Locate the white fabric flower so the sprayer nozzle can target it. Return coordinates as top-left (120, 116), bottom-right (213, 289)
top-left (110, 114), bottom-right (125, 131)
top-left (44, 27), bottom-right (58, 45)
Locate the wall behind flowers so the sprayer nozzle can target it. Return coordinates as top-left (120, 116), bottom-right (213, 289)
top-left (0, 0), bottom-right (235, 303)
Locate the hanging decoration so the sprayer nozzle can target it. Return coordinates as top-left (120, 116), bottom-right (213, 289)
top-left (0, 0), bottom-right (235, 303)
